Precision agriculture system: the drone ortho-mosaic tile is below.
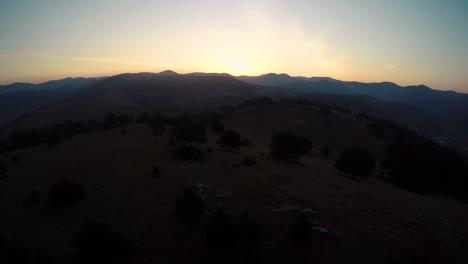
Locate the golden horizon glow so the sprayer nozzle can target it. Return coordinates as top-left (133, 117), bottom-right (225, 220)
top-left (1, 1), bottom-right (467, 92)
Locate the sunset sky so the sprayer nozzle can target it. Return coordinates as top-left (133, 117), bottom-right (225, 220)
top-left (1, 0), bottom-right (467, 92)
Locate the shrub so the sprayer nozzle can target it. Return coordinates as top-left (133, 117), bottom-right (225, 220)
top-left (217, 129), bottom-right (241, 150)
top-left (174, 144), bottom-right (204, 161)
top-left (47, 181), bottom-right (84, 208)
top-left (289, 213), bottom-right (312, 245)
top-left (175, 188), bottom-right (204, 228)
top-left (335, 147), bottom-right (375, 178)
top-left (72, 220), bottom-right (133, 264)
top-left (269, 132), bottom-right (312, 161)
top-left (243, 157), bottom-right (256, 166)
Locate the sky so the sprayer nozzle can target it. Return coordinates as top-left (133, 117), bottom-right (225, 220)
top-left (0, 0), bottom-right (467, 92)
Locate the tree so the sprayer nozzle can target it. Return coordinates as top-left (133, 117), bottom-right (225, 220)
top-left (175, 188), bottom-right (204, 228)
top-left (72, 220), bottom-right (133, 264)
top-left (217, 129), bottom-right (241, 150)
top-left (47, 181), bottom-right (84, 208)
top-left (174, 144), bottom-right (203, 161)
top-left (335, 147), bottom-right (375, 178)
top-left (269, 132), bottom-right (312, 161)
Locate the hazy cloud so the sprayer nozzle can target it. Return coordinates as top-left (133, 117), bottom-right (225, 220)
top-left (384, 63), bottom-right (396, 71)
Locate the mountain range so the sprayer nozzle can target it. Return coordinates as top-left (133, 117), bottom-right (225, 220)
top-left (1, 71), bottom-right (467, 153)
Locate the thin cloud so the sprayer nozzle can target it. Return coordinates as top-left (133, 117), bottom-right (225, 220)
top-left (0, 52), bottom-right (175, 68)
top-left (384, 63), bottom-right (396, 71)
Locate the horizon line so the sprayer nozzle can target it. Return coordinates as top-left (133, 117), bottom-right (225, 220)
top-left (0, 70), bottom-right (462, 94)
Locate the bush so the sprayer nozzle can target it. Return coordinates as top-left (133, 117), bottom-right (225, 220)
top-left (175, 188), bottom-right (204, 228)
top-left (217, 129), bottom-right (241, 150)
top-left (174, 144), bottom-right (204, 161)
top-left (335, 147), bottom-right (375, 178)
top-left (243, 157), bottom-right (256, 166)
top-left (269, 132), bottom-right (312, 161)
top-left (72, 220), bottom-right (133, 264)
top-left (47, 181), bottom-right (84, 208)
top-left (289, 213), bottom-right (312, 245)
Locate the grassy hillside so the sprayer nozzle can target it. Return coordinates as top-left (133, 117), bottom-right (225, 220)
top-left (0, 104), bottom-right (467, 263)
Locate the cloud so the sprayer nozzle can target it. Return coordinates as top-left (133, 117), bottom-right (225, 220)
top-left (384, 63), bottom-right (396, 71)
top-left (0, 52), bottom-right (175, 68)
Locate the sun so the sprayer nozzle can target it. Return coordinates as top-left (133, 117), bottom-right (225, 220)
top-left (221, 56), bottom-right (257, 76)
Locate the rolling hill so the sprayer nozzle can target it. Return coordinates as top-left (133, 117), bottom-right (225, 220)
top-left (1, 102), bottom-right (467, 263)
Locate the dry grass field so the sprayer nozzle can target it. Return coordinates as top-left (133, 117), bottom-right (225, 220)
top-left (1, 104), bottom-right (467, 263)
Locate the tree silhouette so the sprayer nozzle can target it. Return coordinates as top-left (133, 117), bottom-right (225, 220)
top-left (270, 132), bottom-right (312, 161)
top-left (335, 147), bottom-right (375, 178)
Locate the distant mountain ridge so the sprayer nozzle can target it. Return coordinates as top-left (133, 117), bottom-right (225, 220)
top-left (1, 70), bottom-right (468, 154)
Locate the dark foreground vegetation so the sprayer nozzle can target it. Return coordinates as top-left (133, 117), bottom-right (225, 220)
top-left (0, 96), bottom-right (468, 263)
